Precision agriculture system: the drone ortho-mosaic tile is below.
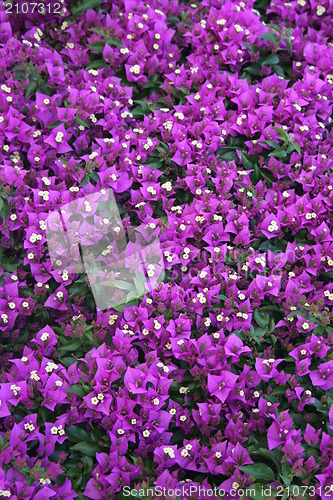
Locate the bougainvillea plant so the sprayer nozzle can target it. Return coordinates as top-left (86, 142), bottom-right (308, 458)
top-left (1, 0), bottom-right (333, 498)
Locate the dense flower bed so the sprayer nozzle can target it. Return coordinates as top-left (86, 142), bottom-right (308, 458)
top-left (1, 0), bottom-right (333, 498)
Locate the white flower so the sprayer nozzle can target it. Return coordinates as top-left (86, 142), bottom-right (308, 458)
top-left (45, 362), bottom-right (58, 373)
top-left (130, 65), bottom-right (141, 75)
top-left (30, 370), bottom-right (40, 381)
top-left (267, 219), bottom-right (279, 232)
top-left (55, 132), bottom-right (64, 143)
top-left (1, 313), bottom-right (8, 323)
top-left (316, 5), bottom-right (326, 16)
top-left (10, 384), bottom-right (21, 396)
top-left (154, 320), bottom-right (161, 330)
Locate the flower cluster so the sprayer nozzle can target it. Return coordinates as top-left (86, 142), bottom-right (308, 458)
top-left (0, 0), bottom-right (333, 498)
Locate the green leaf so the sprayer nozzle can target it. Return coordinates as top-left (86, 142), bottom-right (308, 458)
top-left (25, 78), bottom-right (37, 98)
top-left (0, 201), bottom-right (11, 221)
top-left (69, 281), bottom-right (89, 299)
top-left (88, 37), bottom-right (123, 52)
top-left (167, 16), bottom-right (180, 22)
top-left (0, 255), bottom-right (19, 272)
top-left (252, 163), bottom-right (261, 184)
top-left (214, 294), bottom-right (227, 301)
top-left (145, 81), bottom-right (161, 90)
top-left (112, 304), bottom-right (125, 312)
top-left (67, 385), bottom-right (89, 397)
top-left (144, 160), bottom-right (164, 170)
top-left (240, 152), bottom-right (256, 169)
top-left (216, 149), bottom-right (238, 162)
top-left (260, 32), bottom-right (279, 43)
top-left (272, 127), bottom-right (289, 141)
top-left (291, 141), bottom-right (301, 154)
top-left (285, 143), bottom-right (294, 154)
top-left (280, 462), bottom-right (293, 486)
top-left (135, 270), bottom-right (147, 283)
top-left (268, 146), bottom-right (287, 158)
top-left (263, 139), bottom-right (280, 148)
top-left (271, 387), bottom-right (287, 396)
top-left (257, 447), bottom-right (282, 471)
top-left (75, 116), bottom-right (90, 129)
top-left (134, 270), bottom-right (147, 297)
top-left (273, 65), bottom-right (286, 78)
top-left (268, 319), bottom-right (275, 334)
top-left (59, 357), bottom-right (77, 367)
top-left (284, 37), bottom-right (293, 55)
top-left (71, 0), bottom-right (101, 14)
top-left (262, 53), bottom-right (279, 66)
top-left (68, 425), bottom-right (90, 442)
top-left (107, 38), bottom-right (123, 47)
top-left (126, 290), bottom-right (140, 303)
top-left (240, 463), bottom-right (275, 482)
top-left (134, 278), bottom-right (146, 296)
top-left (250, 326), bottom-right (265, 344)
top-left (70, 441), bottom-right (100, 456)
top-left (72, 475), bottom-right (83, 490)
top-left (259, 305), bottom-right (282, 313)
top-left (47, 121), bottom-right (62, 130)
top-left (88, 42), bottom-right (105, 53)
top-left (164, 308), bottom-right (174, 320)
top-left (90, 428), bottom-right (102, 442)
top-left (100, 279), bottom-right (135, 291)
top-left (260, 169), bottom-right (277, 184)
top-left (86, 60), bottom-right (107, 70)
top-left (59, 339), bottom-right (82, 352)
top-left (243, 43), bottom-right (259, 53)
top-left (244, 63), bottom-right (262, 75)
top-left (254, 309), bottom-right (269, 328)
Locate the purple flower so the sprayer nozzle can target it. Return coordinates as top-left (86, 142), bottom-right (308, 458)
top-left (310, 361), bottom-right (333, 390)
top-left (207, 371), bottom-right (238, 403)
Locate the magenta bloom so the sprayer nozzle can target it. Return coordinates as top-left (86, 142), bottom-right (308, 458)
top-left (260, 214), bottom-right (281, 239)
top-left (207, 372), bottom-right (238, 403)
top-left (44, 124), bottom-right (72, 153)
top-left (310, 361), bottom-right (333, 390)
